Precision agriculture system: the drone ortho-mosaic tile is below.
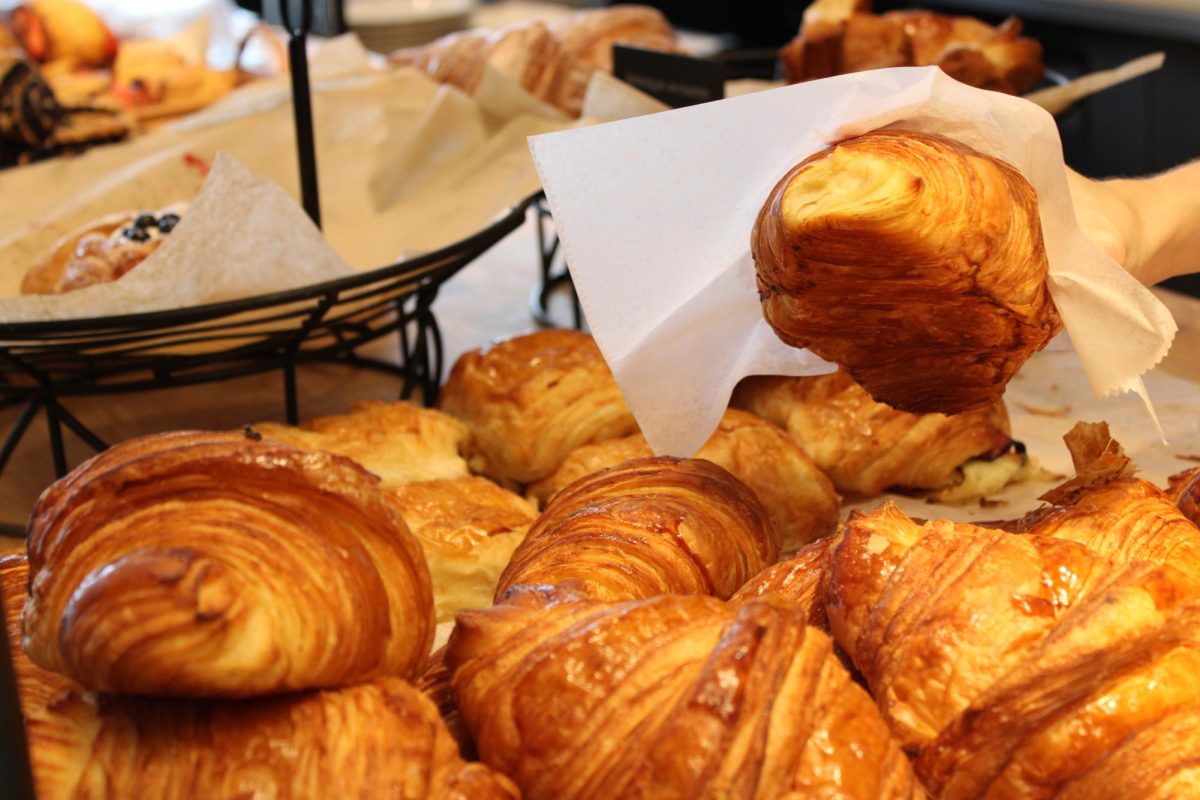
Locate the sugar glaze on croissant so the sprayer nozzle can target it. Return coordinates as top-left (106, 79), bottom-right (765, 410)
top-left (754, 130), bottom-right (1061, 414)
top-left (23, 431), bottom-right (435, 697)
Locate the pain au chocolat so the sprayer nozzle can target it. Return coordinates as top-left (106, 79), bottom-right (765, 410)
top-left (753, 130), bottom-right (1061, 414)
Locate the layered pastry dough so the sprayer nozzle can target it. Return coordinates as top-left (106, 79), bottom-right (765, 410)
top-left (23, 431), bottom-right (434, 697)
top-left (1, 554), bottom-right (518, 800)
top-left (496, 456), bottom-right (778, 602)
top-left (249, 399), bottom-right (471, 486)
top-left (730, 537), bottom-right (833, 630)
top-left (446, 587), bottom-right (924, 799)
top-left (733, 370), bottom-right (1018, 497)
top-left (529, 409), bottom-right (838, 551)
top-left (753, 130), bottom-right (1061, 414)
top-left (386, 477), bottom-right (537, 622)
top-left (824, 502), bottom-right (1200, 797)
top-left (440, 330), bottom-right (638, 486)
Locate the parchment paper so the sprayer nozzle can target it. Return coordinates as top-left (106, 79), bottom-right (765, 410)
top-left (530, 66), bottom-right (1178, 457)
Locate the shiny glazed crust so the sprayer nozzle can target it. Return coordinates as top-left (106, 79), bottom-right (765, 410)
top-left (753, 130), bottom-right (1061, 414)
top-left (730, 537), bottom-right (833, 630)
top-left (386, 477), bottom-right (537, 622)
top-left (1, 554), bottom-right (518, 800)
top-left (824, 502), bottom-right (1200, 797)
top-left (439, 330), bottom-right (638, 486)
top-left (495, 456), bottom-right (779, 602)
top-left (733, 371), bottom-right (1013, 496)
top-left (445, 588), bottom-right (924, 799)
top-left (20, 210), bottom-right (168, 295)
top-left (22, 430), bottom-right (435, 697)
top-left (1167, 467), bottom-right (1200, 528)
top-left (528, 408), bottom-right (839, 551)
top-left (249, 399), bottom-right (471, 486)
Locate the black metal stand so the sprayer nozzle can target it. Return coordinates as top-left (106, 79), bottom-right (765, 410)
top-left (529, 197), bottom-right (583, 330)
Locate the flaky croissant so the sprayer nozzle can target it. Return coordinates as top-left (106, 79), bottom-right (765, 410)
top-left (730, 537), bottom-right (833, 630)
top-left (496, 456), bottom-right (779, 602)
top-left (754, 130), bottom-right (1061, 414)
top-left (528, 409), bottom-right (838, 551)
top-left (248, 399), bottom-right (471, 486)
top-left (824, 502), bottom-right (1200, 797)
top-left (440, 330), bottom-right (638, 486)
top-left (732, 370), bottom-right (1017, 497)
top-left (1167, 466), bottom-right (1200, 527)
top-left (447, 587), bottom-right (924, 799)
top-left (386, 476), bottom-right (537, 622)
top-left (1, 554), bottom-right (517, 800)
top-left (23, 430), bottom-right (435, 697)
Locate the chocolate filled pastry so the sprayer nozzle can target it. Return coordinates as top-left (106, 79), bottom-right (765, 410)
top-left (753, 130), bottom-right (1061, 414)
top-left (20, 205), bottom-right (185, 294)
top-left (22, 430), bottom-right (435, 697)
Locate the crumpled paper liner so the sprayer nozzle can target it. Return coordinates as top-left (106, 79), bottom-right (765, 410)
top-left (530, 66), bottom-right (1177, 457)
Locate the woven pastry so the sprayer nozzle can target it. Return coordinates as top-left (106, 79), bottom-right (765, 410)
top-left (23, 430), bottom-right (435, 697)
top-left (496, 456), bottom-right (778, 602)
top-left (753, 130), bottom-right (1061, 414)
top-left (824, 502), bottom-right (1200, 797)
top-left (528, 409), bottom-right (838, 551)
top-left (446, 587), bottom-right (924, 799)
top-left (1, 554), bottom-right (517, 800)
top-left (440, 330), bottom-right (638, 486)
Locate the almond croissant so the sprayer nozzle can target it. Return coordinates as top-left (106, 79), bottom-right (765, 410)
top-left (753, 130), bottom-right (1061, 414)
top-left (1, 554), bottom-right (517, 800)
top-left (495, 456), bottom-right (779, 602)
top-left (23, 430), bottom-right (435, 697)
top-left (824, 502), bottom-right (1200, 798)
top-left (447, 586), bottom-right (924, 799)
top-left (528, 409), bottom-right (839, 551)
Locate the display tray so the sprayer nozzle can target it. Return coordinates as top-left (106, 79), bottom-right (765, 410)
top-left (0, 194), bottom-right (537, 507)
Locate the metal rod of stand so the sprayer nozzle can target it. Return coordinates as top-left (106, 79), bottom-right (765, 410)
top-left (281, 0), bottom-right (322, 228)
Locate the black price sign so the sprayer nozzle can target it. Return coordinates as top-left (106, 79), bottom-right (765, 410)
top-left (612, 45), bottom-right (725, 109)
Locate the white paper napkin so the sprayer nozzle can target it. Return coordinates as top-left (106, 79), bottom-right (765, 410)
top-left (529, 66), bottom-right (1177, 457)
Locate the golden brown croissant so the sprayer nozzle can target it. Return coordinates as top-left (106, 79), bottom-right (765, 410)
top-left (733, 370), bottom-right (1018, 497)
top-left (386, 476), bottom-right (537, 622)
top-left (20, 206), bottom-right (185, 295)
top-left (248, 399), bottom-right (471, 486)
top-left (446, 586), bottom-right (924, 799)
top-left (1, 554), bottom-right (518, 800)
top-left (440, 330), bottom-right (638, 487)
top-left (496, 456), bottom-right (779, 603)
top-left (754, 130), bottom-right (1061, 414)
top-left (528, 409), bottom-right (839, 551)
top-left (824, 502), bottom-right (1200, 797)
top-left (23, 430), bottom-right (435, 697)
top-left (1167, 466), bottom-right (1200, 527)
top-left (729, 537), bottom-right (832, 630)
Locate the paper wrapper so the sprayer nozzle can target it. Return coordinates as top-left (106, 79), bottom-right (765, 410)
top-left (530, 66), bottom-right (1178, 457)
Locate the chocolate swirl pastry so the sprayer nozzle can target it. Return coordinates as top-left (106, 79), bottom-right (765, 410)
top-left (0, 55), bottom-right (62, 163)
top-left (20, 206), bottom-right (185, 295)
top-left (753, 130), bottom-right (1061, 414)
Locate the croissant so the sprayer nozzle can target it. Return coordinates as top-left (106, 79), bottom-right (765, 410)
top-left (386, 476), bottom-right (537, 622)
top-left (248, 399), bottom-right (471, 486)
top-left (20, 205), bottom-right (185, 295)
top-left (730, 537), bottom-right (832, 630)
top-left (753, 130), bottom-right (1061, 414)
top-left (824, 502), bottom-right (1200, 797)
top-left (732, 370), bottom-right (1018, 497)
top-left (496, 456), bottom-right (779, 602)
top-left (1, 555), bottom-right (518, 800)
top-left (23, 430), bottom-right (435, 697)
top-left (1167, 466), bottom-right (1200, 527)
top-left (528, 409), bottom-right (839, 551)
top-left (440, 330), bottom-right (638, 486)
top-left (446, 586), bottom-right (923, 799)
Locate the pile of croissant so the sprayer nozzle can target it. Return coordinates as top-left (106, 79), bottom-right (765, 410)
top-left (8, 325), bottom-right (1200, 798)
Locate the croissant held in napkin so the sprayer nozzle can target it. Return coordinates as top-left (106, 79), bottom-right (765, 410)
top-left (440, 330), bottom-right (638, 486)
top-left (447, 587), bottom-right (924, 799)
top-left (22, 430), bottom-right (435, 697)
top-left (496, 456), bottom-right (779, 602)
top-left (754, 129), bottom-right (1061, 414)
top-left (1, 555), bottom-right (517, 800)
top-left (733, 370), bottom-right (1017, 497)
top-left (527, 409), bottom-right (839, 551)
top-left (823, 502), bottom-right (1200, 798)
